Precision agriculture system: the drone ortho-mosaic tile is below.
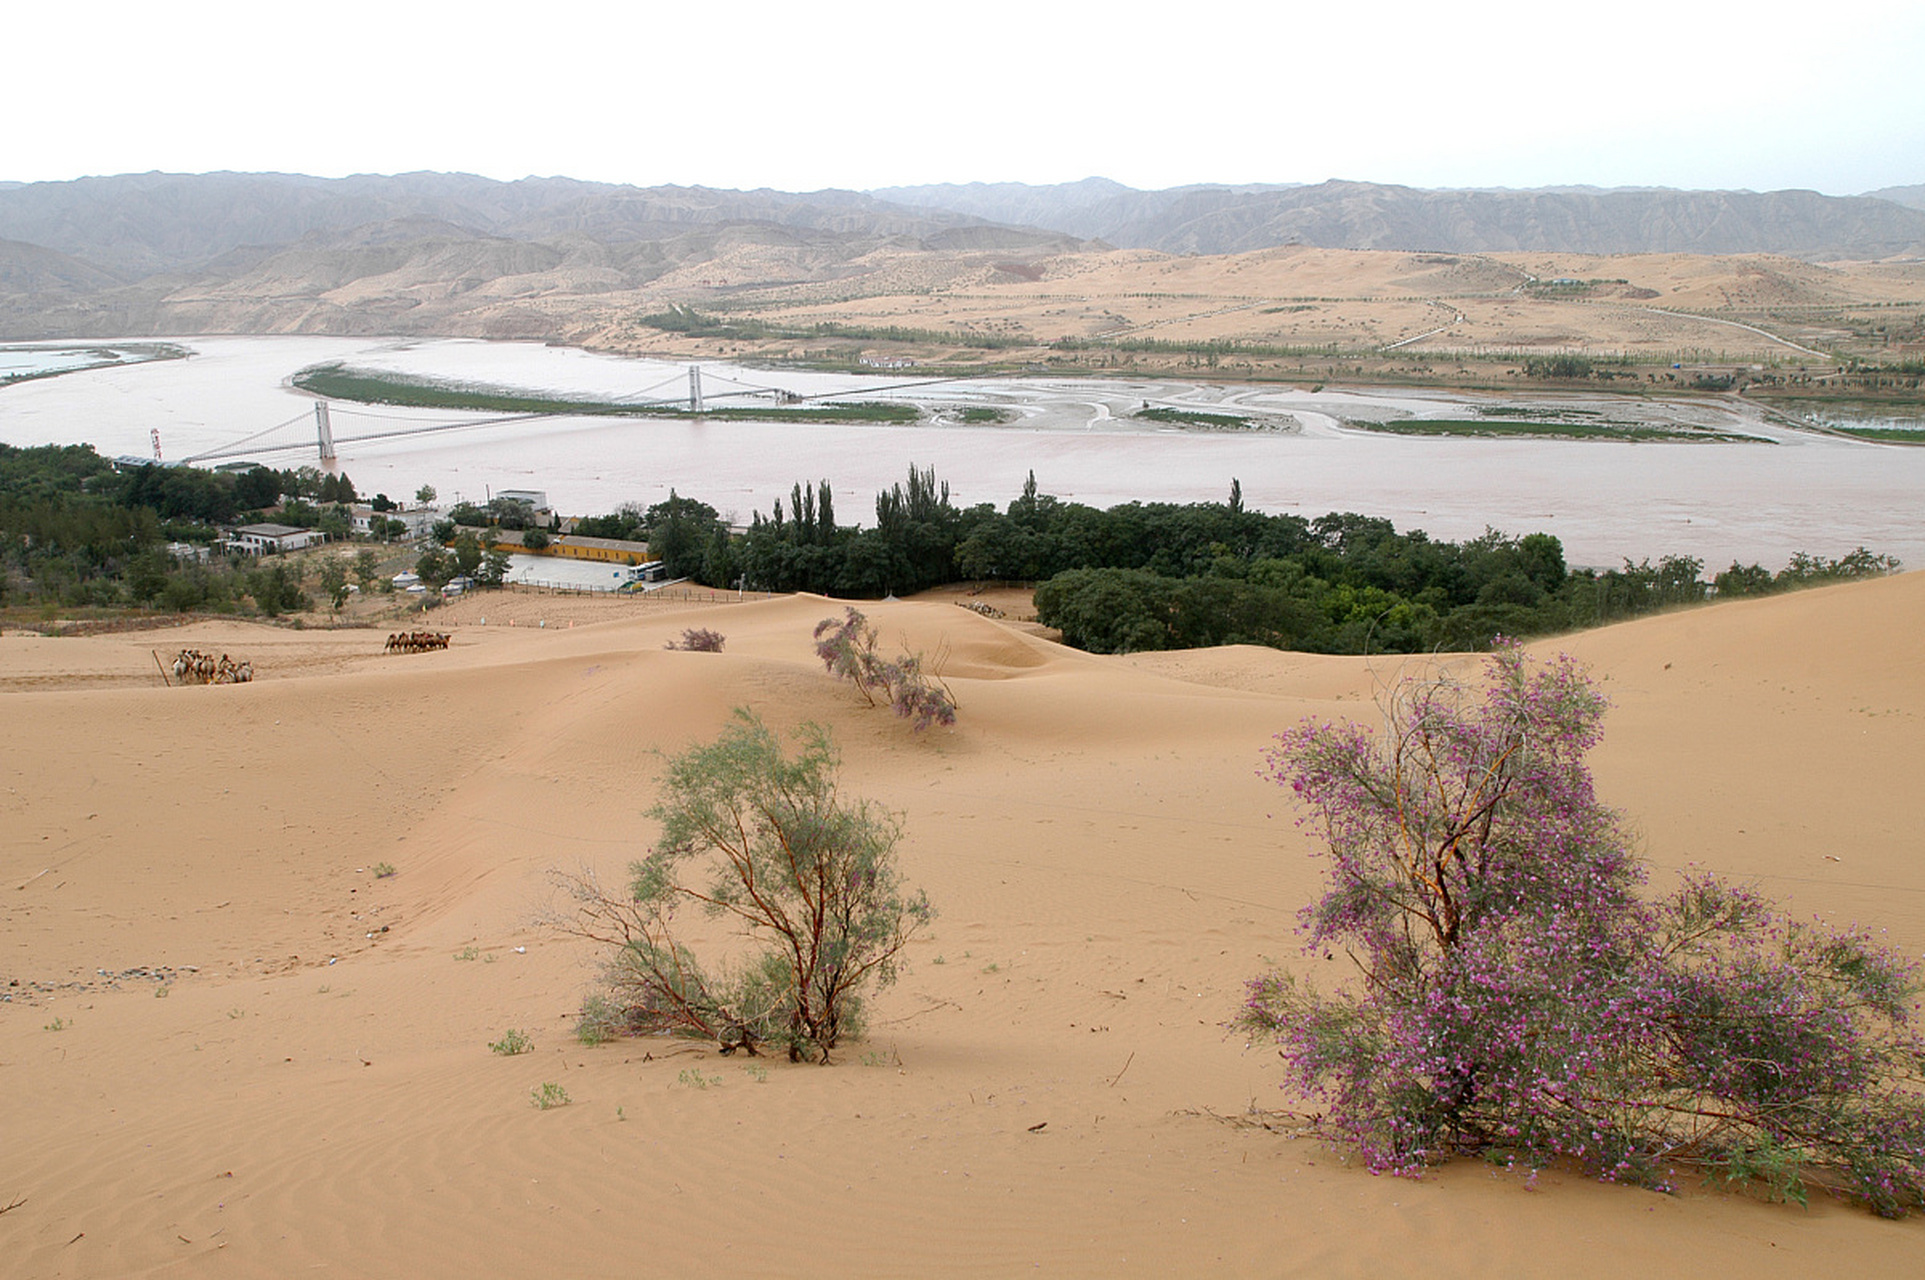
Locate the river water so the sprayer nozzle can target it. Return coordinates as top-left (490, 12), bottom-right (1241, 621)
top-left (1, 336), bottom-right (1920, 572)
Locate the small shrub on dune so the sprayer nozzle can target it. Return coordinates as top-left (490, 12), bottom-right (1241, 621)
top-left (812, 607), bottom-right (888, 700)
top-left (489, 1029), bottom-right (532, 1056)
top-left (879, 650), bottom-right (958, 731)
top-left (555, 709), bottom-right (933, 1063)
top-left (813, 607), bottom-right (957, 731)
top-left (666, 628), bottom-right (726, 653)
top-left (1236, 643), bottom-right (1925, 1216)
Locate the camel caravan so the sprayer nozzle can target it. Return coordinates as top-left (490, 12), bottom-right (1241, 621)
top-left (386, 630), bottom-right (450, 654)
top-left (171, 649), bottom-right (254, 685)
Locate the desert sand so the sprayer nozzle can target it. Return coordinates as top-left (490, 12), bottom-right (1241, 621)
top-left (592, 246), bottom-right (1925, 369)
top-left (3, 575), bottom-right (1923, 1276)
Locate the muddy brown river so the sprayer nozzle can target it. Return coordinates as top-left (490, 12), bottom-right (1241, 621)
top-left (2, 336), bottom-right (1919, 571)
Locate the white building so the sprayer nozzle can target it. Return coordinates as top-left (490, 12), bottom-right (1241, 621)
top-left (350, 504), bottom-right (442, 539)
top-left (225, 523), bottom-right (325, 555)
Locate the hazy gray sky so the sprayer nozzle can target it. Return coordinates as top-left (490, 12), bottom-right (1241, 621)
top-left (9, 0), bottom-right (1921, 194)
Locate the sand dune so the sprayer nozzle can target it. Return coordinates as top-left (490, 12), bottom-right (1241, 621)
top-left (648, 245), bottom-right (1925, 367)
top-left (4, 581), bottom-right (1922, 1276)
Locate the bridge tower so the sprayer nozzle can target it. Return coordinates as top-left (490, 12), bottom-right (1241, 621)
top-left (688, 365), bottom-right (704, 413)
top-left (314, 401), bottom-right (336, 461)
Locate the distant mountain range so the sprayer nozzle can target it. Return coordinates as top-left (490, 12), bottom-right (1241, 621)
top-left (874, 179), bottom-right (1925, 259)
top-left (0, 171), bottom-right (1038, 279)
top-left (1867, 184), bottom-right (1925, 210)
top-left (0, 172), bottom-right (1077, 339)
top-left (0, 171), bottom-right (1920, 340)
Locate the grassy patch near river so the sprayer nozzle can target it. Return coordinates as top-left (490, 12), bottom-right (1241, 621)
top-left (293, 365), bottom-right (919, 423)
top-left (1344, 417), bottom-right (1757, 442)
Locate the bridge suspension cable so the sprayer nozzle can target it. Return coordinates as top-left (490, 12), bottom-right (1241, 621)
top-left (178, 365), bottom-right (1000, 465)
top-left (611, 371), bottom-right (690, 403)
top-left (179, 409), bottom-right (314, 463)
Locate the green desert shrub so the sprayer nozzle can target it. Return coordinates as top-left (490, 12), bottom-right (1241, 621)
top-left (557, 710), bottom-right (933, 1062)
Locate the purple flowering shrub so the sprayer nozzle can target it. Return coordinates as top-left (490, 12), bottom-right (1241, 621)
top-left (813, 608), bottom-right (957, 731)
top-left (1237, 644), bottom-right (1925, 1215)
top-left (813, 608), bottom-right (888, 701)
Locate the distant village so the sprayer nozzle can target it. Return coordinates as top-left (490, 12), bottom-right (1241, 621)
top-left (138, 464), bottom-right (673, 598)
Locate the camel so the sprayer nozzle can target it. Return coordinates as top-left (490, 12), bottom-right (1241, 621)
top-left (385, 631), bottom-right (450, 654)
top-left (171, 648), bottom-right (253, 685)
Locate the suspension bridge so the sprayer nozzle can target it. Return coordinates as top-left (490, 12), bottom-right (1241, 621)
top-left (178, 365), bottom-right (969, 466)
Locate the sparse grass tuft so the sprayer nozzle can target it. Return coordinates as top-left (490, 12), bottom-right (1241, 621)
top-left (490, 1029), bottom-right (533, 1056)
top-left (530, 1082), bottom-right (570, 1109)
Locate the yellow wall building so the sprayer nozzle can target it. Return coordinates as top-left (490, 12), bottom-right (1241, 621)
top-left (548, 535), bottom-right (652, 565)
